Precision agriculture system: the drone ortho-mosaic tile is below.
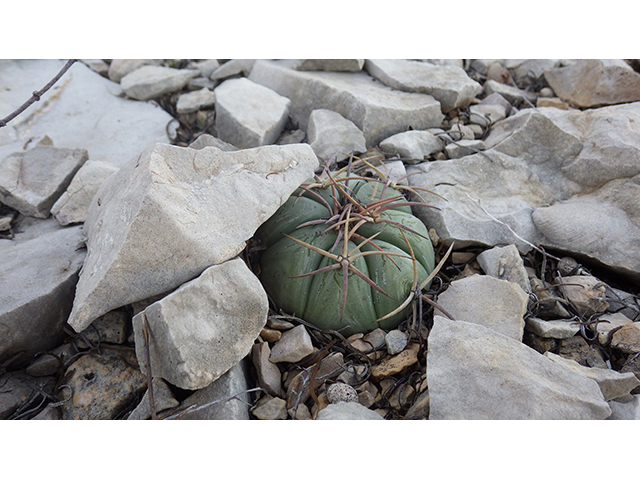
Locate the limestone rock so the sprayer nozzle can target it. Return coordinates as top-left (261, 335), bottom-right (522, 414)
top-left (370, 342), bottom-right (420, 379)
top-left (120, 65), bottom-right (199, 101)
top-left (108, 59), bottom-right (162, 82)
top-left (214, 78), bottom-right (291, 148)
top-left (437, 275), bottom-right (528, 341)
top-left (0, 226), bottom-right (85, 369)
top-left (51, 160), bottom-right (119, 225)
top-left (251, 342), bottom-right (283, 397)
top-left (507, 59), bottom-right (560, 80)
top-left (191, 59), bottom-right (220, 79)
top-left (67, 142), bottom-right (317, 332)
top-left (607, 394), bottom-right (640, 420)
top-left (0, 371), bottom-right (56, 420)
top-left (444, 139), bottom-right (486, 159)
top-left (176, 88), bottom-right (216, 114)
top-left (427, 316), bottom-right (611, 419)
top-left (59, 348), bottom-right (147, 420)
top-left (0, 60), bottom-right (173, 167)
top-left (210, 59), bottom-right (256, 80)
top-left (364, 59), bottom-right (482, 112)
top-left (251, 395), bottom-right (288, 420)
top-left (132, 258), bottom-right (268, 390)
top-left (379, 130), bottom-right (444, 159)
top-left (483, 79), bottom-right (537, 105)
top-left (468, 104), bottom-right (507, 127)
top-left (188, 133), bottom-right (238, 151)
top-left (127, 378), bottom-right (179, 420)
top-left (476, 244), bottom-right (531, 293)
top-left (524, 317), bottom-right (580, 339)
top-left (553, 275), bottom-right (609, 316)
top-left (26, 343), bottom-right (76, 377)
top-left (307, 109), bottom-right (366, 162)
top-left (595, 313), bottom-right (633, 346)
top-left (315, 402), bottom-right (385, 420)
top-left (326, 383), bottom-right (359, 403)
top-left (385, 330), bottom-right (408, 355)
top-left (269, 325), bottom-right (315, 364)
top-left (544, 59), bottom-right (640, 108)
top-left (248, 60), bottom-right (444, 147)
top-left (294, 59), bottom-right (365, 72)
top-left (0, 145), bottom-right (88, 218)
top-left (610, 323), bottom-right (640, 355)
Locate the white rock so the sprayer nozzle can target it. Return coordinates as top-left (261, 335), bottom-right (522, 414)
top-left (544, 59), bottom-right (640, 108)
top-left (251, 395), bottom-right (288, 420)
top-left (444, 139), bottom-right (486, 159)
top-left (188, 133), bottom-right (238, 151)
top-left (508, 59), bottom-right (560, 80)
top-left (476, 244), bottom-right (531, 293)
top-left (50, 160), bottom-right (119, 225)
top-left (607, 394), bottom-right (640, 420)
top-left (596, 313), bottom-right (633, 346)
top-left (132, 258), bottom-right (267, 390)
top-left (191, 59), bottom-right (220, 78)
top-left (524, 317), bottom-right (580, 339)
top-left (0, 226), bottom-right (86, 369)
top-left (379, 130), bottom-right (444, 159)
top-left (67, 142), bottom-right (317, 332)
top-left (248, 60), bottom-right (444, 147)
top-left (120, 65), bottom-right (199, 101)
top-left (316, 402), bottom-right (385, 420)
top-left (251, 342), bottom-right (283, 397)
top-left (545, 352), bottom-right (640, 401)
top-left (427, 316), bottom-right (612, 419)
top-left (294, 59), bottom-right (365, 72)
top-left (480, 92), bottom-right (513, 115)
top-left (468, 104), bottom-right (507, 127)
top-left (210, 59), bottom-right (256, 80)
top-left (269, 325), bottom-right (315, 363)
top-left (0, 60), bottom-right (173, 167)
top-left (108, 59), bottom-right (162, 82)
top-left (176, 88), bottom-right (216, 114)
top-left (437, 275), bottom-right (528, 341)
top-left (307, 109), bottom-right (366, 162)
top-left (448, 123), bottom-right (475, 141)
top-left (214, 78), bottom-right (291, 149)
top-left (483, 79), bottom-right (537, 105)
top-left (364, 59), bottom-right (482, 112)
top-left (0, 145), bottom-right (88, 218)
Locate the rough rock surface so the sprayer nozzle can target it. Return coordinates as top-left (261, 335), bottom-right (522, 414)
top-left (120, 65), bottom-right (199, 101)
top-left (67, 142), bottom-right (317, 332)
top-left (379, 130), bottom-right (444, 159)
top-left (132, 258), bottom-right (268, 390)
top-left (294, 59), bottom-right (365, 72)
top-left (307, 109), bottom-right (366, 162)
top-left (315, 402), bottom-right (385, 420)
top-left (427, 316), bottom-right (612, 419)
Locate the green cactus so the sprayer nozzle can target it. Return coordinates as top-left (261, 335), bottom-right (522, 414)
top-left (256, 158), bottom-right (437, 336)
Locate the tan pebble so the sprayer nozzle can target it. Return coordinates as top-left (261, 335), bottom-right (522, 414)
top-left (267, 318), bottom-right (295, 330)
top-left (371, 342), bottom-right (421, 379)
top-left (358, 390), bottom-right (376, 408)
top-left (260, 327), bottom-right (282, 342)
top-left (611, 324), bottom-right (640, 354)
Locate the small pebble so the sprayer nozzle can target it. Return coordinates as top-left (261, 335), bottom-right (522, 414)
top-left (385, 330), bottom-right (409, 355)
top-left (326, 383), bottom-right (359, 403)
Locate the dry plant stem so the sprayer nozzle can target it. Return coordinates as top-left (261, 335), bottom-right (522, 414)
top-left (0, 59), bottom-right (77, 128)
top-left (141, 313), bottom-right (157, 420)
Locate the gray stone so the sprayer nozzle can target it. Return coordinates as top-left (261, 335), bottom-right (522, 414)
top-left (127, 378), bottom-right (179, 420)
top-left (596, 313), bottom-right (633, 346)
top-left (307, 109), bottom-right (367, 162)
top-left (506, 59), bottom-right (560, 80)
top-left (269, 325), bottom-right (315, 363)
top-left (607, 394), bottom-right (640, 420)
top-left (251, 342), bottom-right (283, 397)
top-left (31, 403), bottom-right (61, 420)
top-left (385, 330), bottom-right (408, 355)
top-left (0, 145), bottom-right (88, 218)
top-left (444, 139), bottom-right (486, 159)
top-left (364, 59), bottom-right (482, 112)
top-left (248, 60), bottom-right (444, 147)
top-left (326, 383), bottom-right (359, 403)
top-left (188, 133), bottom-right (238, 151)
top-left (316, 402), bottom-right (385, 420)
top-left (276, 129), bottom-right (306, 145)
top-left (468, 104), bottom-right (507, 127)
top-left (294, 59), bottom-right (365, 72)
top-left (0, 371), bottom-right (56, 420)
top-left (483, 79), bottom-right (537, 105)
top-left (132, 258), bottom-right (268, 390)
top-left (0, 60), bottom-right (173, 167)
top-left (544, 59), bottom-right (640, 108)
top-left (59, 348), bottom-right (147, 420)
top-left (25, 343), bottom-right (77, 377)
top-left (447, 123), bottom-right (475, 141)
top-left (480, 92), bottom-right (513, 115)
top-left (50, 160), bottom-right (119, 225)
top-left (476, 244), bottom-right (531, 293)
top-left (545, 352), bottom-right (640, 401)
top-left (210, 59), bottom-right (256, 80)
top-left (108, 59), bottom-right (162, 82)
top-left (437, 275), bottom-right (528, 341)
top-left (251, 394), bottom-right (288, 420)
top-left (379, 130), bottom-right (444, 159)
top-left (80, 309), bottom-right (128, 346)
top-left (553, 275), bottom-right (609, 317)
top-left (214, 78), bottom-right (291, 148)
top-left (81, 59), bottom-right (109, 76)
top-left (191, 59), bottom-right (220, 78)
top-left (67, 142), bottom-right (317, 332)
top-left (0, 226), bottom-right (85, 369)
top-left (172, 360), bottom-right (251, 420)
top-left (610, 323), bottom-right (640, 354)
top-left (427, 316), bottom-right (611, 419)
top-left (120, 65), bottom-right (199, 101)
top-left (176, 88), bottom-right (216, 114)
top-left (524, 317), bottom-right (580, 339)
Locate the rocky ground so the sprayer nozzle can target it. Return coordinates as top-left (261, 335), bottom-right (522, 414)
top-left (1, 58), bottom-right (640, 420)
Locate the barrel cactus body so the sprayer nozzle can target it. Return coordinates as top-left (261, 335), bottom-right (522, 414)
top-left (257, 168), bottom-right (435, 336)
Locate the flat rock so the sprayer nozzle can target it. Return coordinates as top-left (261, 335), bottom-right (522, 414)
top-left (607, 394), bottom-right (640, 420)
top-left (108, 59), bottom-right (162, 82)
top-left (379, 130), bottom-right (444, 159)
top-left (444, 139), bottom-right (486, 159)
top-left (315, 402), bottom-right (385, 420)
top-left (427, 316), bottom-right (611, 419)
top-left (294, 59), bottom-right (365, 72)
top-left (370, 342), bottom-right (420, 379)
top-left (50, 160), bottom-right (119, 225)
top-left (364, 59), bottom-right (482, 112)
top-left (545, 352), bottom-right (640, 401)
top-left (248, 59), bottom-right (444, 147)
top-left (132, 258), bottom-right (268, 390)
top-left (176, 88), bottom-right (216, 114)
top-left (437, 275), bottom-right (528, 341)
top-left (251, 395), bottom-right (288, 420)
top-left (251, 342), bottom-right (283, 397)
top-left (67, 142), bottom-right (317, 332)
top-left (0, 226), bottom-right (85, 369)
top-left (506, 59), bottom-right (560, 80)
top-left (25, 343), bottom-right (76, 377)
top-left (0, 60), bottom-right (173, 167)
top-left (610, 323), bottom-right (640, 354)
top-left (307, 109), bottom-right (366, 162)
top-left (214, 78), bottom-right (291, 148)
top-left (120, 65), bottom-right (199, 101)
top-left (595, 313), bottom-right (633, 346)
top-left (476, 244), bottom-right (531, 292)
top-left (468, 104), bottom-right (507, 127)
top-left (483, 79), bottom-right (537, 105)
top-left (188, 133), bottom-right (238, 151)
top-left (210, 59), bottom-right (256, 80)
top-left (0, 145), bottom-right (88, 218)
top-left (544, 59), bottom-right (640, 108)
top-left (59, 348), bottom-right (147, 420)
top-left (269, 325), bottom-right (315, 363)
top-left (525, 317), bottom-right (580, 339)
top-left (553, 275), bottom-right (609, 316)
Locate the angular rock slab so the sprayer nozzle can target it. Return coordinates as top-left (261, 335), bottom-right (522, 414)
top-left (0, 60), bottom-right (173, 167)
top-left (437, 274), bottom-right (528, 341)
top-left (132, 258), bottom-right (268, 391)
top-left (379, 130), bottom-right (444, 159)
top-left (294, 59), bottom-right (365, 72)
top-left (364, 59), bottom-right (482, 112)
top-left (427, 316), bottom-right (612, 419)
top-left (248, 59), bottom-right (443, 147)
top-left (307, 109), bottom-right (366, 162)
top-left (67, 142), bottom-right (317, 332)
top-left (544, 59), bottom-right (640, 108)
top-left (214, 78), bottom-right (291, 149)
top-left (120, 65), bottom-right (199, 101)
top-left (51, 160), bottom-right (119, 225)
top-left (476, 244), bottom-right (531, 293)
top-left (0, 226), bottom-right (85, 369)
top-left (0, 145), bottom-right (88, 218)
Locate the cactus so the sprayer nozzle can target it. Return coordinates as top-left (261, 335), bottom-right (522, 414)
top-left (256, 157), bottom-right (438, 335)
